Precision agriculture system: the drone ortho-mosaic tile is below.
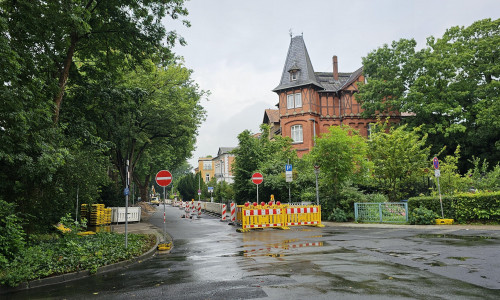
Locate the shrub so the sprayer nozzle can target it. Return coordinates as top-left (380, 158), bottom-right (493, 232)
top-left (367, 193), bottom-right (388, 203)
top-left (409, 207), bottom-right (438, 225)
top-left (0, 199), bottom-right (26, 267)
top-left (328, 208), bottom-right (348, 222)
top-left (408, 191), bottom-right (500, 223)
top-left (0, 232), bottom-right (155, 287)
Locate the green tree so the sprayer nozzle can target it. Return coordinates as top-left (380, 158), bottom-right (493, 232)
top-left (309, 125), bottom-right (371, 199)
top-left (232, 125), bottom-right (296, 204)
top-left (368, 124), bottom-right (431, 201)
top-left (357, 18), bottom-right (500, 171)
top-left (1, 0), bottom-right (190, 123)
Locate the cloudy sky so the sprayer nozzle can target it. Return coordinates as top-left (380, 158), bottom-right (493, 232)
top-left (165, 0), bottom-right (500, 169)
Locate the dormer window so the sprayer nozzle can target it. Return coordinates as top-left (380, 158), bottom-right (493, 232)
top-left (288, 62), bottom-right (300, 82)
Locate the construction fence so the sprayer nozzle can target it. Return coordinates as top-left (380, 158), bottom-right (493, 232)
top-left (171, 200), bottom-right (324, 232)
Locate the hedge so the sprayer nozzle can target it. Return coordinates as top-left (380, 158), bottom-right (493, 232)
top-left (408, 191), bottom-right (500, 223)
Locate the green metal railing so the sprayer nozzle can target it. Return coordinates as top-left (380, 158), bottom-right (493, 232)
top-left (354, 202), bottom-right (408, 223)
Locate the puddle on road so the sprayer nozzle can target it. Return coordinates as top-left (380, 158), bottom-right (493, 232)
top-left (426, 261), bottom-right (447, 267)
top-left (414, 234), bottom-right (497, 246)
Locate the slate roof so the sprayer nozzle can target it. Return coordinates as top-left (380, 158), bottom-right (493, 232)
top-left (217, 147), bottom-right (236, 156)
top-left (273, 35), bottom-right (363, 93)
top-left (272, 36), bottom-right (323, 92)
top-left (263, 109), bottom-right (280, 124)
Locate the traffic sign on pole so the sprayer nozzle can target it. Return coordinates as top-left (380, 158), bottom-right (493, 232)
top-left (252, 172), bottom-right (263, 185)
top-left (433, 157), bottom-right (439, 170)
top-left (155, 170), bottom-right (172, 187)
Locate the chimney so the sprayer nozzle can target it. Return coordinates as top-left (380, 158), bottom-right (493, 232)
top-left (333, 55), bottom-right (339, 81)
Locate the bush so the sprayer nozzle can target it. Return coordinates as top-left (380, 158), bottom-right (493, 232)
top-left (0, 232), bottom-right (155, 287)
top-left (409, 207), bottom-right (438, 225)
top-left (408, 191), bottom-right (500, 223)
top-left (366, 193), bottom-right (388, 203)
top-left (0, 199), bottom-right (25, 268)
top-left (328, 208), bottom-right (348, 222)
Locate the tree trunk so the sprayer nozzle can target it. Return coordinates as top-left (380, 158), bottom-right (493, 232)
top-left (135, 175), bottom-right (150, 202)
top-left (53, 32), bottom-right (78, 123)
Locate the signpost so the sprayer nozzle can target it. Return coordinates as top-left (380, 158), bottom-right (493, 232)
top-left (208, 186), bottom-right (214, 202)
top-left (155, 170), bottom-right (172, 243)
top-left (285, 163), bottom-right (292, 203)
top-left (252, 172), bottom-right (263, 203)
top-left (433, 157), bottom-right (444, 218)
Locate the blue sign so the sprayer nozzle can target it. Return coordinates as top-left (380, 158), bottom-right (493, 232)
top-left (208, 187), bottom-right (214, 192)
top-left (433, 157), bottom-right (439, 170)
top-left (285, 164), bottom-right (293, 172)
top-left (123, 187), bottom-right (130, 196)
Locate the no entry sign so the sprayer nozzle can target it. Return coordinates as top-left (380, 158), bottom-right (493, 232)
top-left (252, 172), bottom-right (263, 185)
top-left (155, 170), bottom-right (172, 187)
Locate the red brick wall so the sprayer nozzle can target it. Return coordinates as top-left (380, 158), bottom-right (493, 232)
top-left (277, 75), bottom-right (401, 156)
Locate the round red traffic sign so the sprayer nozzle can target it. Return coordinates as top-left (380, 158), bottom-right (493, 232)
top-left (155, 170), bottom-right (172, 187)
top-left (433, 157), bottom-right (439, 170)
top-left (251, 172), bottom-right (263, 185)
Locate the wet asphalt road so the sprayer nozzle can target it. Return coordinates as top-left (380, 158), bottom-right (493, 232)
top-left (6, 204), bottom-right (500, 299)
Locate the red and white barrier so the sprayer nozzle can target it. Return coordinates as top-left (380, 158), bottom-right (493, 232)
top-left (221, 204), bottom-right (227, 221)
top-left (230, 202), bottom-right (236, 223)
top-left (197, 201), bottom-right (202, 217)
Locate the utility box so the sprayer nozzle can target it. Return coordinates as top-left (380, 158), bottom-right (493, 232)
top-left (110, 207), bottom-right (141, 223)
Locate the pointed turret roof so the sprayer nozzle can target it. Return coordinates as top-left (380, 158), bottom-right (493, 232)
top-left (272, 35), bottom-right (323, 92)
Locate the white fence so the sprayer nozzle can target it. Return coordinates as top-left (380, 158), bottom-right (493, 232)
top-left (110, 207), bottom-right (141, 223)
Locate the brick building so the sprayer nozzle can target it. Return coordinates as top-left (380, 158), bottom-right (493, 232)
top-left (270, 35), bottom-right (401, 156)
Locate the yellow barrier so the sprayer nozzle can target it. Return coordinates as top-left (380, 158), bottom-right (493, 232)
top-left (236, 204), bottom-right (323, 232)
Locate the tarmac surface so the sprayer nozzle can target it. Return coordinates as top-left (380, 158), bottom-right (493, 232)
top-left (2, 205), bottom-right (500, 299)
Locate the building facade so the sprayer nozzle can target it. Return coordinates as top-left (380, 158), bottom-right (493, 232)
top-left (213, 147), bottom-right (236, 184)
top-left (196, 147), bottom-right (236, 184)
top-left (197, 157), bottom-right (215, 183)
top-left (271, 35), bottom-right (401, 157)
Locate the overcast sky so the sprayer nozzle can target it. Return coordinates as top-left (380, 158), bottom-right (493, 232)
top-left (165, 0), bottom-right (500, 170)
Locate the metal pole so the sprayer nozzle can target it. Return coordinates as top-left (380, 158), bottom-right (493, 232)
top-left (288, 159), bottom-right (291, 203)
top-left (314, 169), bottom-right (319, 206)
top-left (198, 172), bottom-right (201, 201)
top-left (163, 186), bottom-right (166, 242)
top-left (75, 185), bottom-right (79, 222)
top-left (125, 160), bottom-right (129, 248)
top-left (437, 176), bottom-right (444, 218)
top-left (257, 184), bottom-right (259, 204)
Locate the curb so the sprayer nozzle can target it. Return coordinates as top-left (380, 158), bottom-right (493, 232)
top-left (0, 232), bottom-right (160, 294)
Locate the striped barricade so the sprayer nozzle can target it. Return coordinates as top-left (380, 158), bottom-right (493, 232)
top-left (238, 207), bottom-right (289, 232)
top-left (237, 204), bottom-right (324, 232)
top-left (286, 206), bottom-right (324, 227)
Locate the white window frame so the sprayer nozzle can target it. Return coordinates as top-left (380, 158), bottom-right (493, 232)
top-left (291, 125), bottom-right (303, 143)
top-left (290, 71), bottom-right (298, 81)
top-left (286, 92), bottom-right (302, 109)
top-left (287, 94), bottom-right (294, 109)
top-left (203, 161), bottom-right (212, 170)
top-left (294, 93), bottom-right (302, 108)
top-left (205, 174), bottom-right (210, 182)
